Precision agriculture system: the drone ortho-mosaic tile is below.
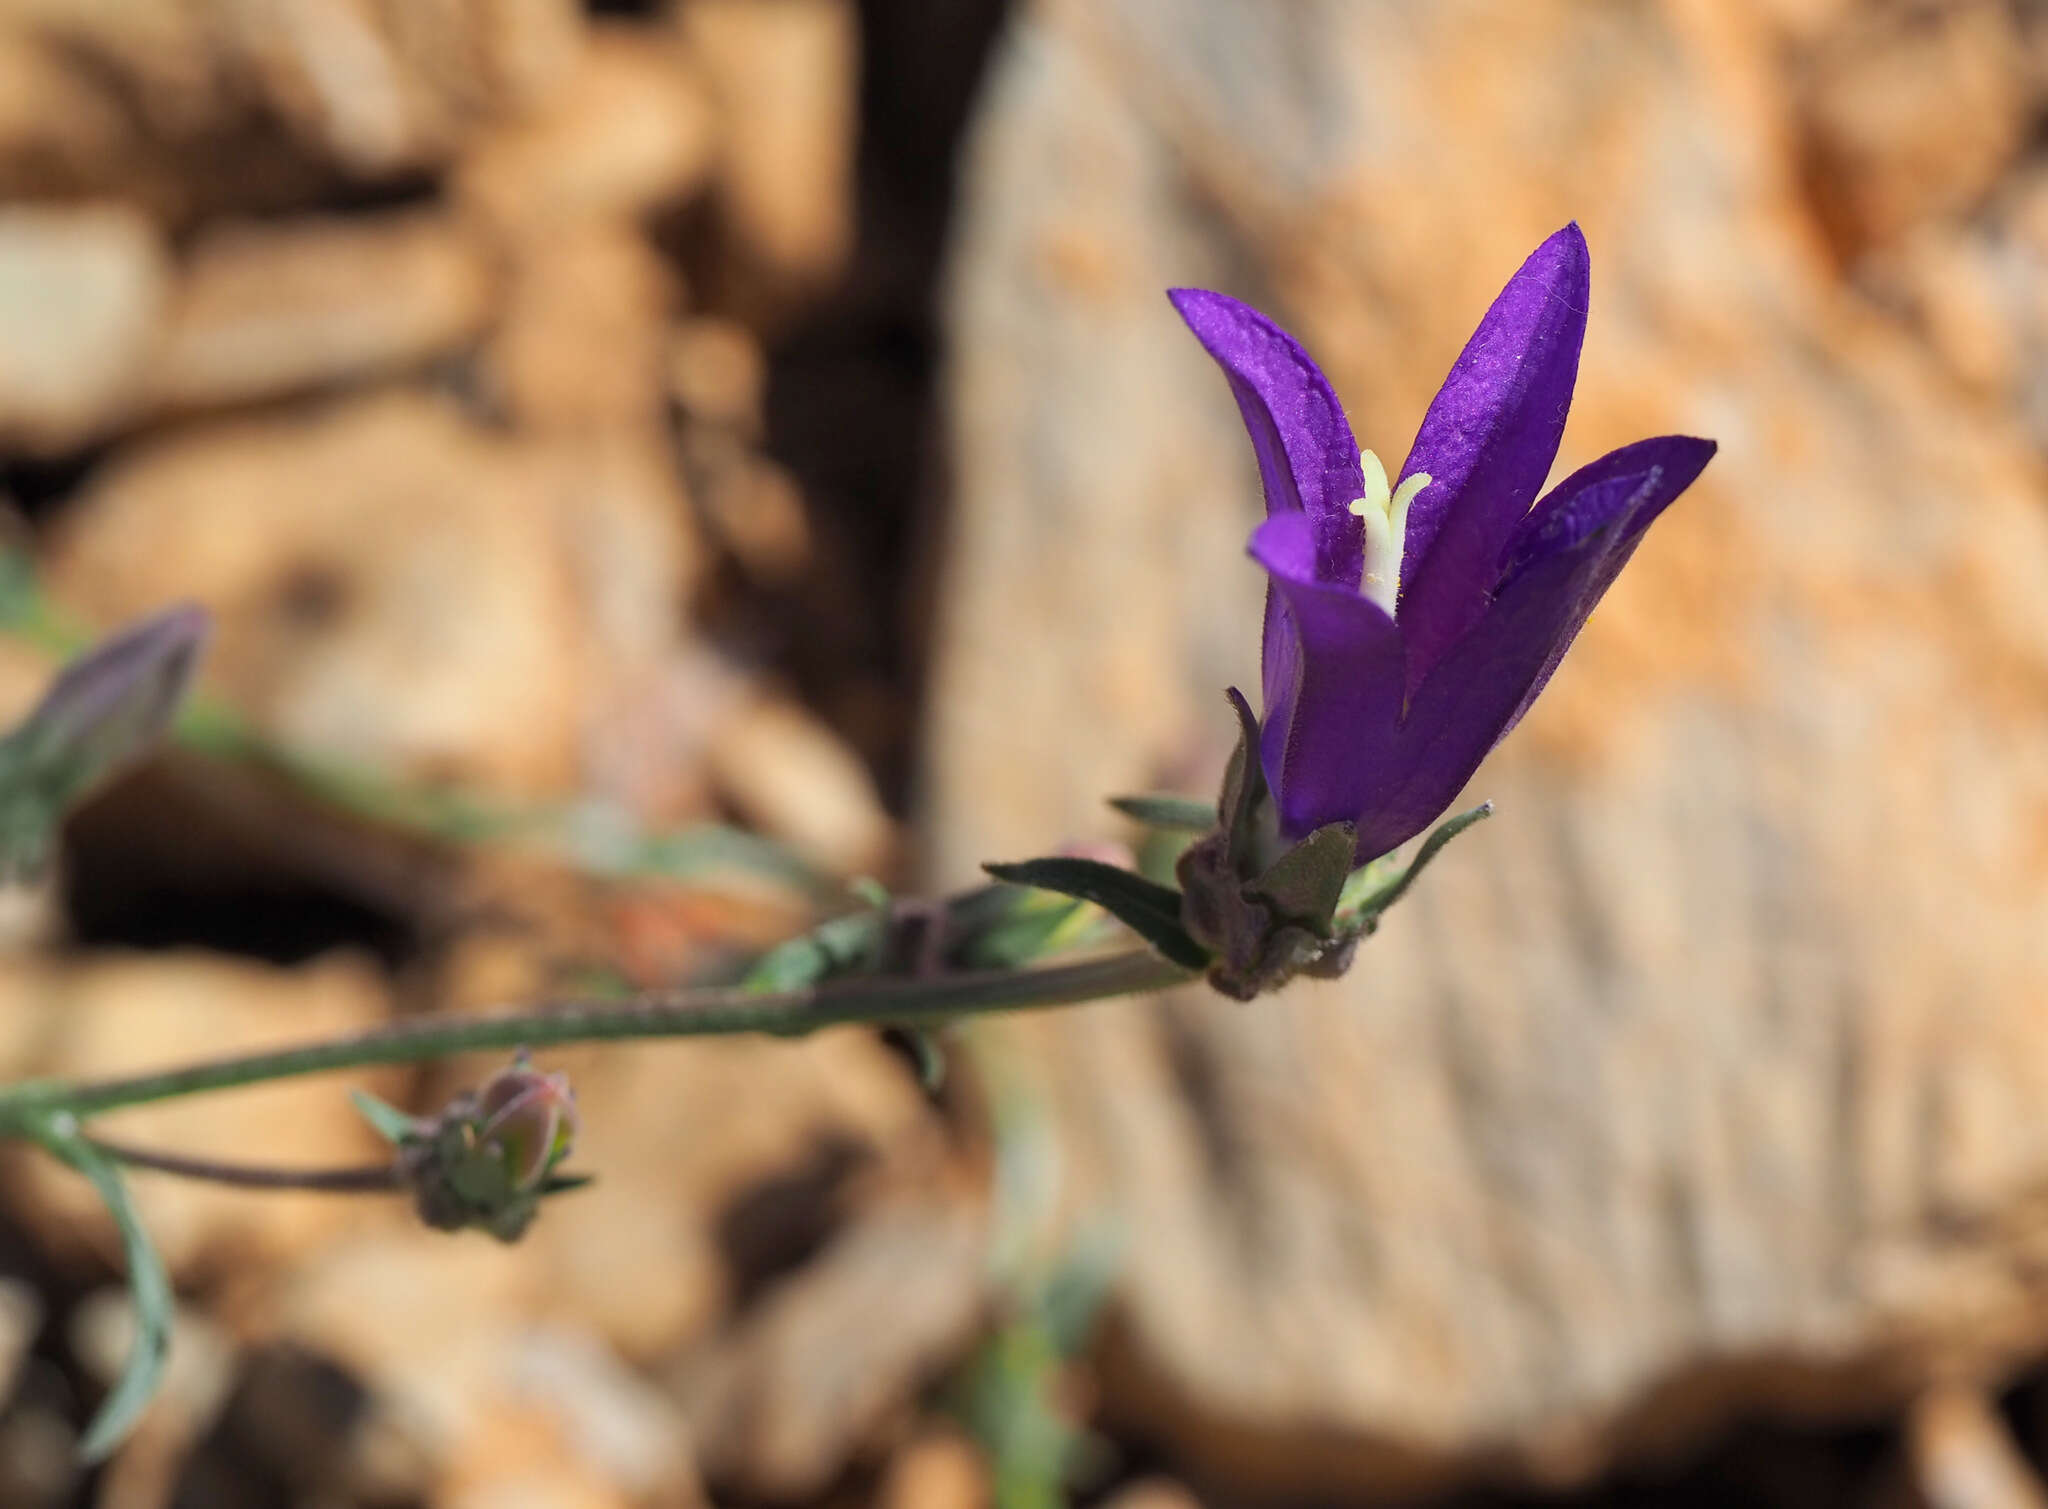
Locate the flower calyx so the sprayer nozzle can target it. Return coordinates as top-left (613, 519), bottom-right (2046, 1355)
top-left (987, 705), bottom-right (1493, 1001)
top-left (1173, 690), bottom-right (1359, 999)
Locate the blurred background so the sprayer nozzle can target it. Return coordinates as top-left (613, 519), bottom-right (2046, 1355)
top-left (2, 0), bottom-right (2048, 1505)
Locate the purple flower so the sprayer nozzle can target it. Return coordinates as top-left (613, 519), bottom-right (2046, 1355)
top-left (1171, 225), bottom-right (1714, 862)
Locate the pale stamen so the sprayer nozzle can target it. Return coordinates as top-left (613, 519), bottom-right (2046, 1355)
top-left (1348, 449), bottom-right (1431, 616)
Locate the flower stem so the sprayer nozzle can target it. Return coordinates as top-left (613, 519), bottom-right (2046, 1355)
top-left (0, 949), bottom-right (1190, 1128)
top-left (84, 1135), bottom-right (404, 1192)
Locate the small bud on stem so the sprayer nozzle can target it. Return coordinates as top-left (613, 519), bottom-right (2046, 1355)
top-left (396, 1057), bottom-right (584, 1243)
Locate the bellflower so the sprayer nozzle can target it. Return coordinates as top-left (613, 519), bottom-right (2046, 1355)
top-left (1171, 225), bottom-right (1715, 862)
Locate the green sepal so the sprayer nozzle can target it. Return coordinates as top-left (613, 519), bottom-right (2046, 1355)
top-left (439, 1120), bottom-right (514, 1210)
top-left (29, 1122), bottom-right (175, 1463)
top-left (981, 858), bottom-right (1210, 971)
top-left (348, 1088), bottom-right (420, 1147)
top-left (481, 1198), bottom-right (544, 1244)
top-left (1217, 688), bottom-right (1268, 863)
top-left (1175, 693), bottom-right (1357, 998)
top-left (1339, 802), bottom-right (1493, 929)
top-left (1252, 821), bottom-right (1356, 933)
top-left (1107, 794), bottom-right (1217, 831)
top-left (473, 1168), bottom-right (589, 1242)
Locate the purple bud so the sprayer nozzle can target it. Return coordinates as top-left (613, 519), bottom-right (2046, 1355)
top-left (0, 603), bottom-right (211, 880)
top-left (27, 603), bottom-right (209, 786)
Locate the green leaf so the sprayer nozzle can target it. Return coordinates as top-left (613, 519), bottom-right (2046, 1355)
top-left (1343, 802), bottom-right (1494, 925)
top-left (349, 1089), bottom-right (420, 1146)
top-left (40, 1132), bottom-right (174, 1463)
top-left (742, 910), bottom-right (887, 991)
top-left (1107, 794), bottom-right (1217, 831)
top-left (982, 858), bottom-right (1210, 971)
top-left (944, 883), bottom-right (1100, 970)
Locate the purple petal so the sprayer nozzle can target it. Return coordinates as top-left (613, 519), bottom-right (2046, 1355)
top-left (1395, 226), bottom-right (1591, 687)
top-left (1351, 435), bottom-right (1713, 859)
top-left (1251, 513), bottom-right (1313, 764)
top-left (1248, 513), bottom-right (1403, 839)
top-left (1171, 288), bottom-right (1365, 586)
top-left (1500, 435), bottom-right (1717, 586)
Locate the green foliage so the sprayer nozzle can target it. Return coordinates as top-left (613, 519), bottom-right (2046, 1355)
top-left (25, 1118), bottom-right (174, 1463)
top-left (981, 857), bottom-right (1211, 971)
top-left (1106, 793), bottom-right (1216, 831)
top-left (349, 1088), bottom-right (421, 1145)
top-left (743, 908), bottom-right (890, 991)
top-left (0, 553), bottom-right (831, 900)
top-left (1337, 801), bottom-right (1494, 931)
top-left (951, 1062), bottom-right (1123, 1509)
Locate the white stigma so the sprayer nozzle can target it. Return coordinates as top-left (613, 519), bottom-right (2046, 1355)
top-left (1348, 449), bottom-right (1431, 616)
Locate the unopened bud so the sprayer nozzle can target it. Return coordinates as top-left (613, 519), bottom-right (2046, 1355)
top-left (474, 1064), bottom-right (578, 1194)
top-left (399, 1057), bottom-right (584, 1243)
top-left (0, 604), bottom-right (209, 881)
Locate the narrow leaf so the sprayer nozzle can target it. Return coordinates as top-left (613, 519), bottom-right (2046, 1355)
top-left (945, 882), bottom-right (1102, 970)
top-left (1107, 794), bottom-right (1217, 831)
top-left (46, 1134), bottom-right (174, 1463)
top-left (742, 910), bottom-right (886, 991)
top-left (982, 858), bottom-right (1210, 971)
top-left (349, 1089), bottom-right (420, 1146)
top-left (1346, 802), bottom-right (1493, 924)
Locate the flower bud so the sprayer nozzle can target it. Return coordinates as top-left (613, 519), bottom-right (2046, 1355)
top-left (0, 604), bottom-right (209, 881)
top-left (474, 1064), bottom-right (578, 1194)
top-left (398, 1057), bottom-right (583, 1243)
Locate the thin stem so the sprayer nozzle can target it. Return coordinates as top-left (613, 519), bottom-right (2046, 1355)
top-left (0, 949), bottom-right (1190, 1126)
top-left (85, 1135), bottom-right (404, 1193)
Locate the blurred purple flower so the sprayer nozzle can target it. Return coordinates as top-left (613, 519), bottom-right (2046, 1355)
top-left (1171, 225), bottom-right (1715, 862)
top-left (0, 602), bottom-right (209, 881)
top-left (28, 603), bottom-right (208, 777)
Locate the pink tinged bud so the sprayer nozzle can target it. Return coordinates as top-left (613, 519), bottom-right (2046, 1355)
top-left (475, 1066), bottom-right (578, 1193)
